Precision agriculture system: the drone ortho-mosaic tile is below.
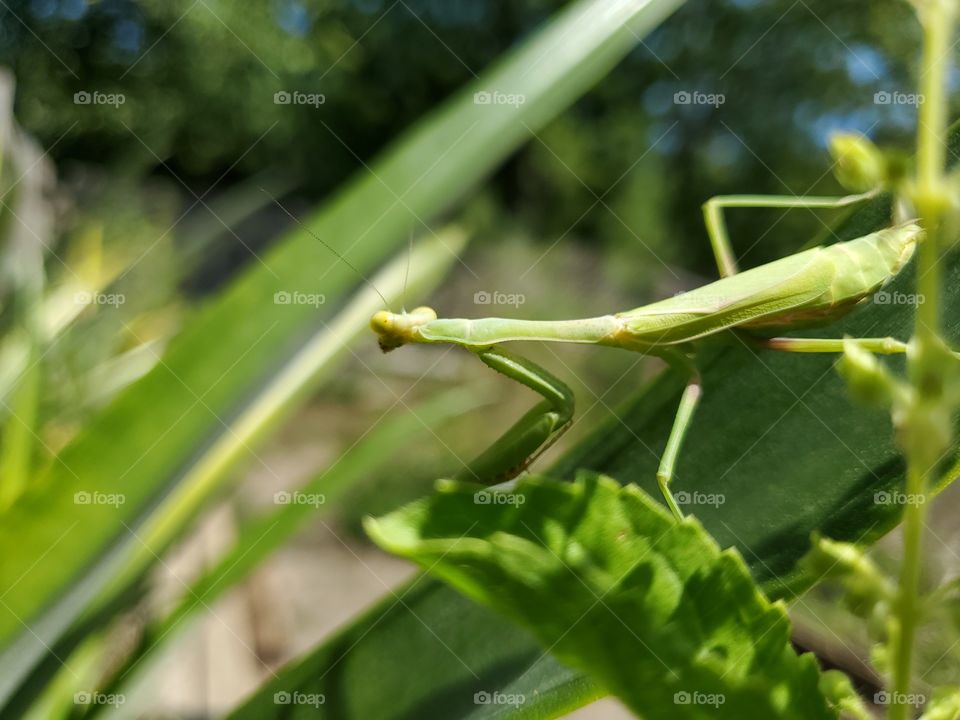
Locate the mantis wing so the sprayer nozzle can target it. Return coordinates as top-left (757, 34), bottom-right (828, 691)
top-left (618, 224), bottom-right (919, 347)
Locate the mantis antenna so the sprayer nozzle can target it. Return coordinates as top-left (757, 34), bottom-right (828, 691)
top-left (401, 227), bottom-right (414, 312)
top-left (258, 187), bottom-right (391, 310)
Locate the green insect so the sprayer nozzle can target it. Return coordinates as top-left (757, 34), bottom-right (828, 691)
top-left (371, 190), bottom-right (922, 520)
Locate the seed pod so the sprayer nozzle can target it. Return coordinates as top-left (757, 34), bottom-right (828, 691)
top-left (829, 132), bottom-right (886, 192)
top-left (838, 338), bottom-right (898, 407)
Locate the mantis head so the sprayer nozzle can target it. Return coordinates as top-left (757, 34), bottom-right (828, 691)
top-left (370, 306), bottom-right (438, 352)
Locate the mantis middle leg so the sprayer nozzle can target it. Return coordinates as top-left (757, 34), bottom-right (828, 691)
top-left (655, 338), bottom-right (910, 521)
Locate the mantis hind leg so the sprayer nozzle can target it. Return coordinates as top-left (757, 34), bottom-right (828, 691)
top-left (453, 346), bottom-right (574, 485)
top-left (656, 352), bottom-right (703, 521)
top-left (753, 336), bottom-right (908, 354)
top-left (702, 191), bottom-right (877, 277)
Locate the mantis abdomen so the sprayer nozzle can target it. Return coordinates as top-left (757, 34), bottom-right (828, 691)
top-left (616, 223), bottom-right (920, 347)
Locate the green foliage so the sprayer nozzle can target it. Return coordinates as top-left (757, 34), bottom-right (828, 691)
top-left (922, 687), bottom-right (960, 720)
top-left (0, 0), bottom-right (924, 275)
top-left (0, 0), bottom-right (685, 715)
top-left (3, 0), bottom-right (959, 717)
top-left (365, 473), bottom-right (835, 719)
top-left (801, 535), bottom-right (894, 628)
top-left (85, 387), bottom-right (483, 707)
top-left (818, 671), bottom-right (872, 720)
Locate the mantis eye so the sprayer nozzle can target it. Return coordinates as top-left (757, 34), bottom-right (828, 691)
top-left (370, 311), bottom-right (393, 334)
top-left (370, 311), bottom-right (408, 352)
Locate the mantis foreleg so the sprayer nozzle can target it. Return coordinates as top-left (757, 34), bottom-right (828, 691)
top-left (702, 191), bottom-right (877, 277)
top-left (453, 346), bottom-right (574, 485)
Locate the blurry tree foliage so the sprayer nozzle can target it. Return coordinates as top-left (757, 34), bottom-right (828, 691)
top-left (0, 0), bottom-right (922, 276)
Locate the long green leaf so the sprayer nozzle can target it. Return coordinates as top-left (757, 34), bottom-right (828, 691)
top-left (82, 387), bottom-right (484, 714)
top-left (0, 228), bottom-right (465, 717)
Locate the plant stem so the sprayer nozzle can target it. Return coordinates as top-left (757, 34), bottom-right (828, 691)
top-left (891, 2), bottom-right (955, 718)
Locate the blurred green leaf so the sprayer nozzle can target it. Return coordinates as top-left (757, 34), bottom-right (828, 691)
top-left (1, 227), bottom-right (466, 717)
top-left (83, 387), bottom-right (485, 711)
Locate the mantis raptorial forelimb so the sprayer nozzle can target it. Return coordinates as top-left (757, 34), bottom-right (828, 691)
top-left (452, 346), bottom-right (573, 485)
top-left (371, 188), bottom-right (931, 521)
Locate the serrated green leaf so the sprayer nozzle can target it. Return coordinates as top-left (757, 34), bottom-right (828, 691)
top-left (365, 473), bottom-right (836, 720)
top-left (921, 686), bottom-right (960, 720)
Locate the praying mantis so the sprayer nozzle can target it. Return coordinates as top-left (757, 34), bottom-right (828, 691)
top-left (370, 183), bottom-right (924, 520)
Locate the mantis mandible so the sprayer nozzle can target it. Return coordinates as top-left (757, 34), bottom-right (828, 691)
top-left (371, 190), bottom-right (922, 520)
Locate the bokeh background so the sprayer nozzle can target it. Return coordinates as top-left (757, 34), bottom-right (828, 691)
top-left (0, 0), bottom-right (952, 717)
